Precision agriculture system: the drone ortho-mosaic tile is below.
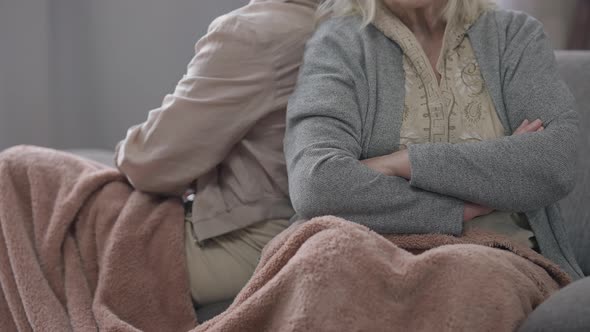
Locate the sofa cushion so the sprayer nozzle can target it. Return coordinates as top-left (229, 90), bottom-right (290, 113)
top-left (519, 276), bottom-right (590, 331)
top-left (556, 51), bottom-right (590, 276)
top-left (67, 149), bottom-right (115, 168)
top-left (195, 300), bottom-right (233, 323)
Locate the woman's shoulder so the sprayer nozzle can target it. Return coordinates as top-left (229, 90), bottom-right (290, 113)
top-left (311, 15), bottom-right (393, 57)
top-left (475, 8), bottom-right (546, 41)
top-left (313, 15), bottom-right (365, 43)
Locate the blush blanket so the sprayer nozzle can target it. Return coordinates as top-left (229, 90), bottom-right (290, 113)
top-left (0, 146), bottom-right (570, 331)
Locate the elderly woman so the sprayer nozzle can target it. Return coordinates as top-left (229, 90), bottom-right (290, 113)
top-left (284, 0), bottom-right (583, 328)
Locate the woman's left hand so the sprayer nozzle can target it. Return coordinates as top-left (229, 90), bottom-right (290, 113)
top-left (361, 149), bottom-right (411, 179)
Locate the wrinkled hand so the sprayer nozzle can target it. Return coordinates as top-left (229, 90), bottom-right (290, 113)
top-left (463, 202), bottom-right (495, 221)
top-left (513, 119), bottom-right (544, 135)
top-left (360, 149), bottom-right (410, 178)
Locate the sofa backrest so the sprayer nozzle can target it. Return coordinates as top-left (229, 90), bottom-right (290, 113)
top-left (556, 51), bottom-right (590, 275)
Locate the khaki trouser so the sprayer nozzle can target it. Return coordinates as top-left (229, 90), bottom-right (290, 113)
top-left (184, 218), bottom-right (289, 307)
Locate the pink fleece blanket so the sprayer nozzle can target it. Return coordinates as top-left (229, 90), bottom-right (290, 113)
top-left (0, 146), bottom-right (196, 331)
top-left (0, 146), bottom-right (570, 331)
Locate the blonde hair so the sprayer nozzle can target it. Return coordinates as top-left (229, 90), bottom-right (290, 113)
top-left (316, 0), bottom-right (496, 27)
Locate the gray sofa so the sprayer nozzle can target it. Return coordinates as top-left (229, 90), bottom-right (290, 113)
top-left (72, 51), bottom-right (590, 323)
top-left (518, 52), bottom-right (590, 329)
top-left (555, 51), bottom-right (590, 277)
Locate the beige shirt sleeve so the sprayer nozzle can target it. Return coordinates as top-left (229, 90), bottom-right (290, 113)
top-left (115, 15), bottom-right (276, 196)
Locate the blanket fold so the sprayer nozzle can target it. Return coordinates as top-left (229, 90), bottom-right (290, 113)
top-left (199, 218), bottom-right (568, 331)
top-left (0, 146), bottom-right (569, 332)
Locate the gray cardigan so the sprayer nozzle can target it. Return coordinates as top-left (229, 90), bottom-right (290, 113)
top-left (284, 9), bottom-right (584, 279)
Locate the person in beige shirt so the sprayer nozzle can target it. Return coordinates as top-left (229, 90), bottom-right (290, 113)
top-left (115, 0), bottom-right (318, 307)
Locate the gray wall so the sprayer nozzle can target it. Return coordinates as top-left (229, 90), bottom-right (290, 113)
top-left (0, 0), bottom-right (246, 150)
top-left (0, 0), bottom-right (53, 149)
top-left (497, 0), bottom-right (577, 49)
top-left (86, 0), bottom-right (247, 149)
